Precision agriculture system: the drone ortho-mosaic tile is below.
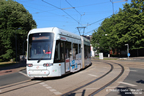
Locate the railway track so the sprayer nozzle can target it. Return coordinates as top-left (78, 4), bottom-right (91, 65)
top-left (88, 62), bottom-right (124, 96)
top-left (0, 79), bottom-right (45, 94)
top-left (0, 61), bottom-right (125, 96)
top-left (62, 61), bottom-right (125, 96)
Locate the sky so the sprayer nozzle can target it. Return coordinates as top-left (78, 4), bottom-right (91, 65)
top-left (15, 0), bottom-right (131, 35)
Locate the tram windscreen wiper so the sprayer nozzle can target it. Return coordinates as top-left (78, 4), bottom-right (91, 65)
top-left (37, 54), bottom-right (46, 63)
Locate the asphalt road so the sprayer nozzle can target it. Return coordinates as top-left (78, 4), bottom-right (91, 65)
top-left (0, 60), bottom-right (144, 96)
top-left (107, 68), bottom-right (144, 96)
top-left (0, 60), bottom-right (112, 96)
top-left (0, 70), bottom-right (30, 86)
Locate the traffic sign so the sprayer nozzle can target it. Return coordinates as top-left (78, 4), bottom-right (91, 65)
top-left (127, 53), bottom-right (130, 57)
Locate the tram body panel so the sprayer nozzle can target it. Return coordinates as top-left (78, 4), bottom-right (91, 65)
top-left (26, 27), bottom-right (91, 78)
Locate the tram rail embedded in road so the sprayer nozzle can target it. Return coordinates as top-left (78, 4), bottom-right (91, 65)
top-left (88, 62), bottom-right (124, 96)
top-left (62, 62), bottom-right (114, 96)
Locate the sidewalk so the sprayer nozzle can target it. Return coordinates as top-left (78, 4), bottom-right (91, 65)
top-left (92, 56), bottom-right (144, 62)
top-left (0, 61), bottom-right (26, 76)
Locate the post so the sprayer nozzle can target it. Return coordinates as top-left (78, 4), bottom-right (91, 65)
top-left (128, 44), bottom-right (129, 58)
top-left (110, 0), bottom-right (114, 14)
top-left (110, 0), bottom-right (128, 14)
top-left (125, 44), bottom-right (129, 58)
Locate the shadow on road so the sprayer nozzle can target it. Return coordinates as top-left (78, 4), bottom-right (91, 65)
top-left (0, 61), bottom-right (26, 71)
top-left (116, 87), bottom-right (143, 96)
top-left (136, 80), bottom-right (144, 84)
top-left (61, 89), bottom-right (85, 96)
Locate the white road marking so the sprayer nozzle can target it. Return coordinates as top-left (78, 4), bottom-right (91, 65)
top-left (107, 86), bottom-right (125, 89)
top-left (19, 71), bottom-right (29, 77)
top-left (46, 86), bottom-right (52, 89)
top-left (54, 92), bottom-right (62, 95)
top-left (43, 84), bottom-right (48, 87)
top-left (117, 86), bottom-right (125, 88)
top-left (130, 70), bottom-right (137, 72)
top-left (125, 69), bottom-right (130, 71)
top-left (88, 74), bottom-right (97, 77)
top-left (106, 86), bottom-right (117, 88)
top-left (49, 89), bottom-right (56, 92)
top-left (119, 82), bottom-right (137, 86)
top-left (39, 82), bottom-right (45, 85)
top-left (39, 83), bottom-right (61, 95)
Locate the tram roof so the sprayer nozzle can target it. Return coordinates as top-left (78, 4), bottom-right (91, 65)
top-left (28, 27), bottom-right (80, 38)
top-left (28, 27), bottom-right (90, 42)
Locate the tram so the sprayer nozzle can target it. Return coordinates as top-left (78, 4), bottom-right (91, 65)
top-left (26, 27), bottom-right (91, 78)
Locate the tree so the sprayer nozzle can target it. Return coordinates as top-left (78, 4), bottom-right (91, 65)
top-left (91, 0), bottom-right (144, 55)
top-left (91, 17), bottom-right (114, 53)
top-left (0, 0), bottom-right (37, 61)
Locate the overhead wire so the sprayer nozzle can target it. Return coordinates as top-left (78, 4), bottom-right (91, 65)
top-left (18, 0), bottom-right (79, 27)
top-left (17, 0), bottom-right (66, 18)
top-left (65, 0), bottom-right (84, 35)
top-left (85, 14), bottom-right (113, 34)
top-left (74, 1), bottom-right (110, 8)
top-left (41, 0), bottom-right (82, 25)
top-left (19, 0), bottom-right (116, 35)
top-left (65, 0), bottom-right (83, 26)
top-left (87, 14), bottom-right (113, 26)
top-left (65, 0), bottom-right (82, 16)
top-left (63, 1), bottom-right (112, 35)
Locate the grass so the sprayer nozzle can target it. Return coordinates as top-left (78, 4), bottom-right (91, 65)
top-left (0, 62), bottom-right (17, 68)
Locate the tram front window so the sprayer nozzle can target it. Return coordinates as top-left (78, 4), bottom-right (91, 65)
top-left (28, 33), bottom-right (54, 60)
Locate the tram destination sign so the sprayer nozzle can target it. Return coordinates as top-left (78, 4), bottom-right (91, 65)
top-left (32, 36), bottom-right (50, 40)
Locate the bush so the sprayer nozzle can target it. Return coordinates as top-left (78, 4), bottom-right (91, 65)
top-left (13, 58), bottom-right (16, 62)
top-left (0, 59), bottom-right (3, 62)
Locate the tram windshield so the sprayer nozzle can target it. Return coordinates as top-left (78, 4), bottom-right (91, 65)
top-left (28, 33), bottom-right (54, 60)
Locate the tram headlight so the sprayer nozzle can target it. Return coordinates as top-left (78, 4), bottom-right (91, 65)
top-left (43, 63), bottom-right (53, 67)
top-left (27, 64), bottom-right (33, 67)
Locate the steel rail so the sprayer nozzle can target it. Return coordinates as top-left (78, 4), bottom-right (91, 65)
top-left (88, 62), bottom-right (124, 96)
top-left (61, 63), bottom-right (113, 96)
top-left (0, 79), bottom-right (45, 94)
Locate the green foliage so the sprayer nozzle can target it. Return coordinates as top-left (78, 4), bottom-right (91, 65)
top-left (91, 0), bottom-right (144, 53)
top-left (0, 0), bottom-right (37, 60)
top-left (0, 59), bottom-right (3, 62)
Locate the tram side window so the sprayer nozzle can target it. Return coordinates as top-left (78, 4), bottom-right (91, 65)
top-left (88, 46), bottom-right (90, 58)
top-left (87, 45), bottom-right (90, 58)
top-left (73, 43), bottom-right (78, 59)
top-left (54, 40), bottom-right (64, 63)
top-left (65, 42), bottom-right (71, 59)
top-left (79, 44), bottom-right (81, 53)
top-left (61, 41), bottom-right (65, 61)
top-left (84, 45), bottom-right (90, 59)
top-left (84, 45), bottom-right (87, 59)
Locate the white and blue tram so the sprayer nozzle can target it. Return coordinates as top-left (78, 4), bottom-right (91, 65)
top-left (26, 27), bottom-right (91, 78)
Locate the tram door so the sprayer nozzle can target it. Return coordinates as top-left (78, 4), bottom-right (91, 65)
top-left (65, 42), bottom-right (71, 72)
top-left (54, 40), bottom-right (71, 73)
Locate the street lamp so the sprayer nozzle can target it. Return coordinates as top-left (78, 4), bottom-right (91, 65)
top-left (125, 44), bottom-right (129, 58)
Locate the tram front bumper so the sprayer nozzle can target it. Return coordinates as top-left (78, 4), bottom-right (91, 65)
top-left (27, 69), bottom-right (50, 77)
